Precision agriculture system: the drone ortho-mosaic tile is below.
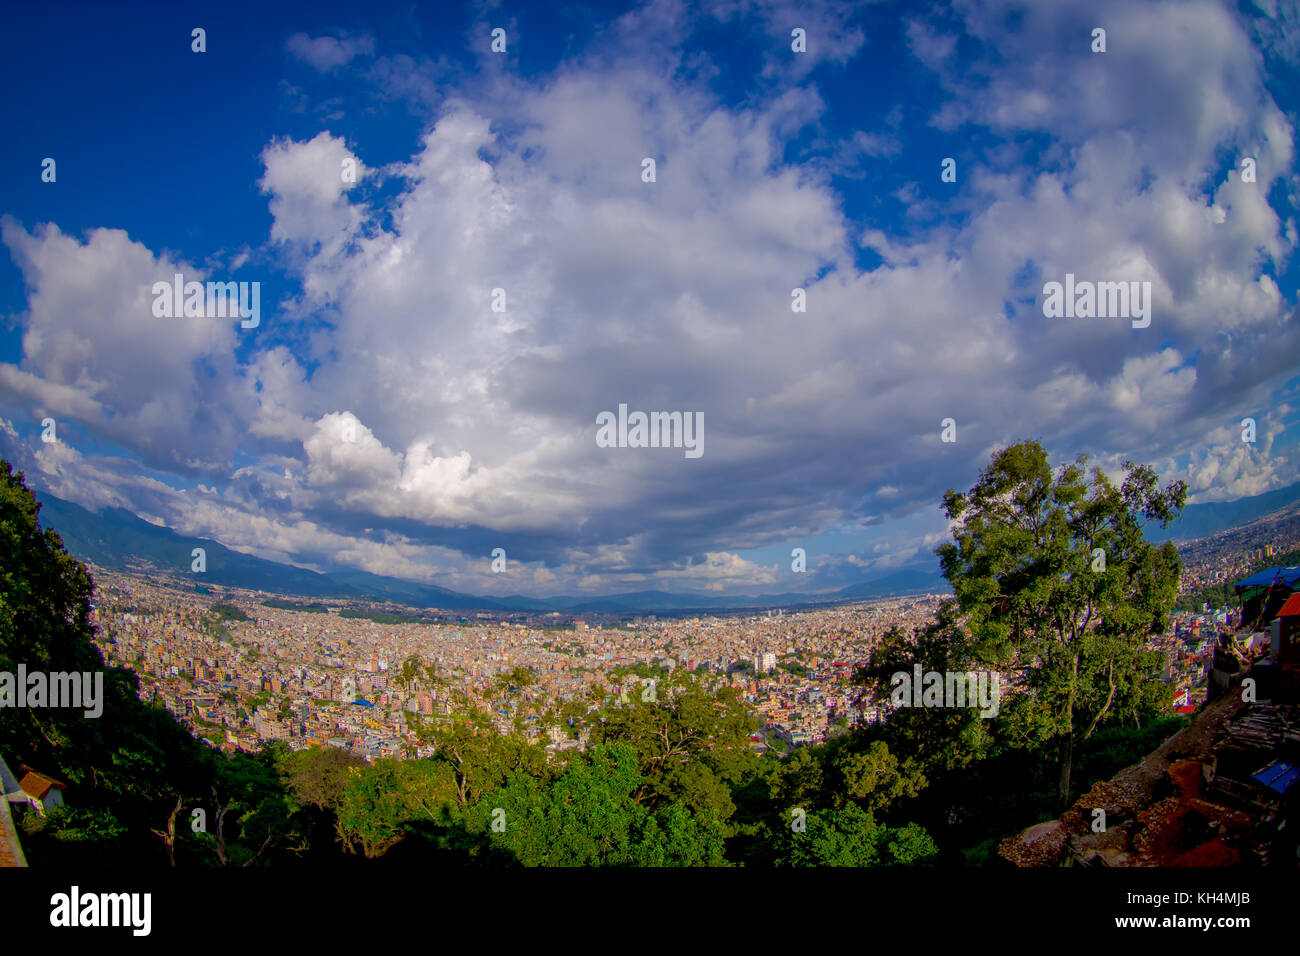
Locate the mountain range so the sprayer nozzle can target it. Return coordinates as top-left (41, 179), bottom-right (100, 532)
top-left (32, 491), bottom-right (948, 613)
top-left (1144, 479), bottom-right (1300, 542)
top-left (30, 478), bottom-right (1300, 614)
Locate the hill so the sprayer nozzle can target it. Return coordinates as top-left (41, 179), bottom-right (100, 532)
top-left (1145, 480), bottom-right (1300, 543)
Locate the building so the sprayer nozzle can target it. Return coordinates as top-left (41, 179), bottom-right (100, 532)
top-left (1234, 565), bottom-right (1300, 633)
top-left (15, 768), bottom-right (67, 814)
top-left (1272, 593), bottom-right (1300, 666)
top-left (1, 756), bottom-right (66, 817)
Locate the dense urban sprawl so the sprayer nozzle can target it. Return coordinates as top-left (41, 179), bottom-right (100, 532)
top-left (89, 542), bottom-right (1257, 761)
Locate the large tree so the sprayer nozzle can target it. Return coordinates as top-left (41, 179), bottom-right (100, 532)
top-left (775, 802), bottom-right (938, 867)
top-left (586, 668), bottom-right (758, 815)
top-left (465, 744), bottom-right (728, 866)
top-left (936, 441), bottom-right (1185, 808)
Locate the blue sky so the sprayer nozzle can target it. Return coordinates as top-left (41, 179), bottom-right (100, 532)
top-left (2, 0), bottom-right (1299, 598)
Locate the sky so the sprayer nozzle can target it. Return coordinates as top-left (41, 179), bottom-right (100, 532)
top-left (1, 0), bottom-right (1299, 600)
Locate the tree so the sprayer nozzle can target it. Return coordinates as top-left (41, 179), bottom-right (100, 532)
top-left (199, 742), bottom-right (301, 866)
top-left (776, 802), bottom-right (938, 866)
top-left (0, 461), bottom-right (103, 750)
top-left (335, 758), bottom-right (458, 859)
top-left (850, 607), bottom-right (997, 781)
top-left (466, 744), bottom-right (728, 866)
top-left (284, 746), bottom-right (370, 852)
top-left (0, 461), bottom-right (248, 864)
top-left (936, 441), bottom-right (1185, 808)
top-left (587, 668), bottom-right (758, 815)
top-left (398, 654), bottom-right (424, 693)
top-left (827, 739), bottom-right (927, 814)
top-left (150, 796), bottom-right (183, 867)
top-left (410, 706), bottom-right (552, 807)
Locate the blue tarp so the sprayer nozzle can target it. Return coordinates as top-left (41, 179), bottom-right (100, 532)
top-left (1234, 566), bottom-right (1300, 591)
top-left (1252, 761), bottom-right (1300, 795)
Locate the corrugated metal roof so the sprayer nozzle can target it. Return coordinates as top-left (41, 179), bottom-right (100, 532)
top-left (1252, 760), bottom-right (1300, 794)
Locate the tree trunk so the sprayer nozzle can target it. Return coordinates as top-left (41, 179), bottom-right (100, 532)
top-left (1057, 652), bottom-right (1079, 810)
top-left (150, 796), bottom-right (182, 867)
top-left (1057, 732), bottom-right (1074, 811)
top-left (213, 791), bottom-right (231, 866)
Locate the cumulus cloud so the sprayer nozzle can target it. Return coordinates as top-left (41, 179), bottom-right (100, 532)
top-left (2, 0), bottom-right (1297, 597)
top-left (0, 219), bottom-right (249, 474)
top-left (287, 32), bottom-right (376, 72)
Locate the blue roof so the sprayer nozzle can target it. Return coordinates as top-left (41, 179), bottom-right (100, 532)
top-left (1252, 761), bottom-right (1300, 795)
top-left (1234, 566), bottom-right (1300, 591)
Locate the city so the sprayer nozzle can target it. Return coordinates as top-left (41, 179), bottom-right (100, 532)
top-left (90, 567), bottom-right (947, 760)
top-left (89, 520), bottom-right (1278, 764)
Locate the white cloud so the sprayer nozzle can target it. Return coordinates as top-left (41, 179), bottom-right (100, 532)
top-left (287, 32), bottom-right (376, 72)
top-left (3, 0), bottom-right (1297, 596)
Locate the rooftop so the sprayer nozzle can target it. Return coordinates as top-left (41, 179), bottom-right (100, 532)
top-left (18, 768), bottom-right (67, 801)
top-left (999, 659), bottom-right (1299, 867)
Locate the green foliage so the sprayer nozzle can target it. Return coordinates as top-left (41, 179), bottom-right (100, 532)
top-left (466, 744), bottom-right (728, 866)
top-left (339, 608), bottom-right (429, 625)
top-left (16, 805), bottom-right (127, 865)
top-left (262, 599), bottom-right (331, 613)
top-left (623, 661), bottom-right (670, 679)
top-left (0, 462), bottom-right (305, 866)
top-left (960, 837), bottom-right (1000, 867)
top-left (1072, 715), bottom-right (1187, 784)
top-left (587, 669), bottom-right (758, 816)
top-left (21, 805), bottom-right (126, 843)
top-left (776, 803), bottom-right (938, 866)
top-left (335, 758), bottom-right (457, 858)
top-left (210, 603), bottom-right (250, 622)
top-left (936, 441), bottom-right (1185, 806)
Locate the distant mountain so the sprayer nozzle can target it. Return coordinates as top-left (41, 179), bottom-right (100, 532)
top-left (1146, 480), bottom-right (1300, 543)
top-left (30, 490), bottom-right (946, 613)
top-left (327, 569), bottom-right (508, 610)
top-left (835, 567), bottom-right (949, 599)
top-left (35, 495), bottom-right (352, 598)
top-left (36, 493), bottom-right (521, 609)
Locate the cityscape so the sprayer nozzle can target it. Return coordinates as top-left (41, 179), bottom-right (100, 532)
top-left (81, 509), bottom-right (1292, 769)
top-left (92, 569), bottom-right (943, 758)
